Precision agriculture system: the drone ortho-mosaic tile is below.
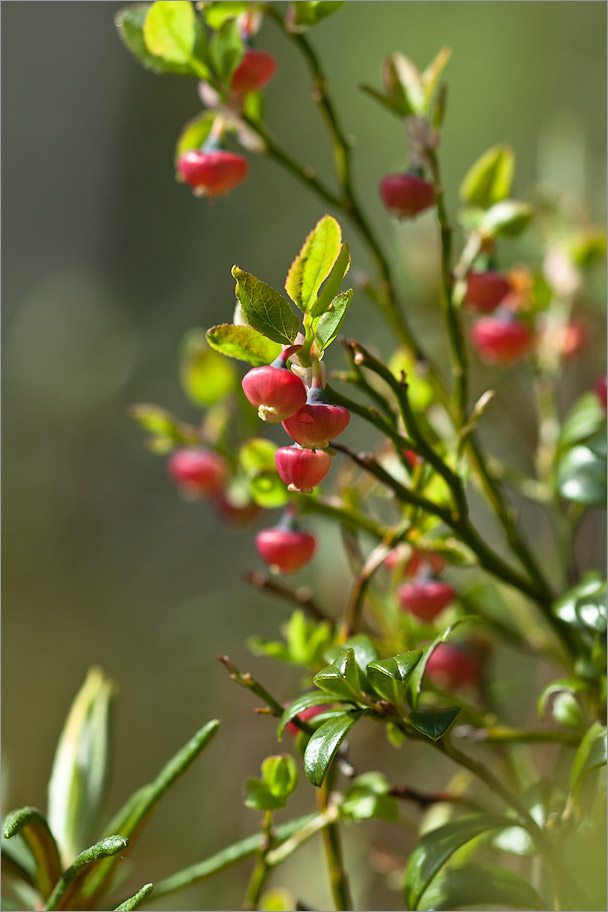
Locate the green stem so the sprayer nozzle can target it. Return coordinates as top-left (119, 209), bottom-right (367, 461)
top-left (243, 811), bottom-right (273, 911)
top-left (317, 776), bottom-right (353, 911)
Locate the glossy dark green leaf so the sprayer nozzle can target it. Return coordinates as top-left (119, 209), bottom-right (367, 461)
top-left (209, 17), bottom-right (243, 82)
top-left (1, 808), bottom-right (61, 900)
top-left (285, 216), bottom-right (342, 313)
top-left (206, 324), bottom-right (282, 365)
top-left (291, 1), bottom-right (345, 28)
top-left (459, 145), bottom-right (514, 209)
top-left (537, 676), bottom-right (592, 719)
top-left (409, 707), bottom-right (461, 741)
top-left (115, 4), bottom-right (197, 75)
top-left (151, 813), bottom-right (317, 899)
top-left (556, 444), bottom-right (607, 506)
top-left (480, 200), bottom-right (533, 237)
top-left (552, 573), bottom-right (607, 630)
top-left (232, 268), bottom-right (300, 345)
top-left (46, 835), bottom-right (129, 911)
top-left (47, 667), bottom-right (115, 866)
top-left (570, 722), bottom-right (607, 798)
top-left (303, 712), bottom-right (363, 787)
top-left (403, 814), bottom-right (511, 910)
top-left (313, 648), bottom-right (362, 701)
top-left (340, 772), bottom-right (398, 822)
top-left (314, 291), bottom-right (352, 350)
top-left (179, 329), bottom-right (236, 407)
top-left (143, 1), bottom-right (195, 65)
top-left (560, 392), bottom-right (606, 448)
top-left (113, 883), bottom-right (154, 911)
top-left (277, 692), bottom-right (350, 740)
top-left (367, 650), bottom-right (423, 706)
top-left (323, 637), bottom-right (379, 691)
top-left (417, 862), bottom-right (546, 911)
top-left (551, 692), bottom-right (584, 729)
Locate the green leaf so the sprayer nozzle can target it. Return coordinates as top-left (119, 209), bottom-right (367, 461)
top-left (239, 439), bottom-right (277, 472)
top-left (459, 146), bottom-right (515, 210)
top-left (261, 755), bottom-right (298, 800)
top-left (314, 291), bottom-right (352, 350)
top-left (407, 619), bottom-right (472, 709)
top-left (202, 1), bottom-right (250, 28)
top-left (1, 808), bottom-right (61, 900)
top-left (552, 573), bottom-right (607, 631)
top-left (151, 814), bottom-right (317, 900)
top-left (367, 650), bottom-right (423, 706)
top-left (303, 712), bottom-right (363, 787)
top-left (47, 667), bottom-right (115, 867)
top-left (403, 814), bottom-right (511, 910)
top-left (309, 243), bottom-right (351, 318)
top-left (570, 722), bottom-right (607, 799)
top-left (206, 323), bottom-right (282, 366)
top-left (244, 779), bottom-right (286, 812)
top-left (115, 4), bottom-right (196, 75)
top-left (143, 1), bottom-right (196, 65)
top-left (180, 329), bottom-right (236, 407)
top-left (46, 835), bottom-right (129, 912)
top-left (78, 720), bottom-right (220, 907)
top-left (313, 648), bottom-right (363, 701)
top-left (559, 392), bottom-right (606, 448)
top-left (552, 692), bottom-right (585, 729)
top-left (360, 83), bottom-right (409, 117)
top-left (340, 772), bottom-right (398, 822)
top-left (249, 472), bottom-right (289, 509)
top-left (556, 444), bottom-right (607, 506)
top-left (568, 228), bottom-right (607, 268)
top-left (323, 636), bottom-right (379, 690)
top-left (113, 883), bottom-right (154, 911)
top-left (538, 676), bottom-right (592, 719)
top-left (479, 200), bottom-right (533, 237)
top-left (417, 862), bottom-right (546, 911)
top-left (278, 692), bottom-right (350, 741)
top-left (291, 1), bottom-right (345, 28)
top-left (233, 268), bottom-right (300, 345)
top-left (210, 17), bottom-right (244, 83)
top-left (421, 47), bottom-right (451, 113)
top-left (175, 112), bottom-right (217, 163)
top-left (1, 845), bottom-right (36, 889)
top-left (408, 707), bottom-right (460, 741)
top-left (285, 216), bottom-right (343, 313)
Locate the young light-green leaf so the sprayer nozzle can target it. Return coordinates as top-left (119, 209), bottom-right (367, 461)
top-left (144, 1), bottom-right (196, 65)
top-left (179, 329), bottom-right (236, 407)
top-left (261, 755), bottom-right (298, 800)
top-left (175, 112), bottom-right (217, 164)
top-left (285, 216), bottom-right (342, 312)
top-left (367, 650), bottom-right (422, 706)
top-left (113, 883), bottom-right (154, 911)
top-left (421, 47), bottom-right (451, 113)
top-left (459, 146), bottom-right (515, 209)
top-left (210, 17), bottom-right (244, 82)
top-left (1, 807), bottom-right (61, 900)
top-left (309, 243), bottom-right (350, 317)
top-left (480, 199), bottom-right (533, 237)
top-left (115, 4), bottom-right (196, 75)
top-left (291, 1), bottom-right (345, 28)
top-left (233, 268), bottom-right (300, 345)
top-left (408, 707), bottom-right (461, 741)
top-left (303, 712), bottom-right (364, 787)
top-left (389, 52), bottom-right (424, 114)
top-left (206, 324), bottom-right (282, 365)
top-left (315, 290), bottom-right (352, 350)
top-left (403, 814), bottom-right (511, 910)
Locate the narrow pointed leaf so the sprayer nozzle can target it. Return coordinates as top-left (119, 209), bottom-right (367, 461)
top-left (233, 268), bottom-right (299, 345)
top-left (421, 47), bottom-right (451, 112)
top-left (417, 862), bottom-right (546, 911)
top-left (304, 712), bottom-right (364, 787)
top-left (408, 707), bottom-right (460, 741)
top-left (151, 813), bottom-right (317, 899)
top-left (46, 835), bottom-right (129, 911)
top-left (313, 648), bottom-right (362, 701)
top-left (315, 291), bottom-right (352, 351)
top-left (404, 814), bottom-right (511, 910)
top-left (113, 883), bottom-right (154, 911)
top-left (1, 845), bottom-right (36, 889)
top-left (459, 145), bottom-right (515, 209)
top-left (47, 667), bottom-right (116, 866)
top-left (389, 52), bottom-right (424, 113)
top-left (285, 216), bottom-right (342, 312)
top-left (308, 242), bottom-right (351, 318)
top-left (480, 200), bottom-right (533, 237)
top-left (206, 324), bottom-right (282, 366)
top-left (360, 83), bottom-right (408, 117)
top-left (2, 807), bottom-right (61, 900)
top-left (277, 692), bottom-right (351, 740)
top-left (367, 650), bottom-right (422, 705)
top-left (408, 619), bottom-right (472, 709)
top-left (78, 720), bottom-right (220, 907)
top-left (570, 722), bottom-right (607, 799)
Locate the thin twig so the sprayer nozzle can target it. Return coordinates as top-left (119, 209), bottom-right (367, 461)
top-left (243, 570), bottom-right (331, 626)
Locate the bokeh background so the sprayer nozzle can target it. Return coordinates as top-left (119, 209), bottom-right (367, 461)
top-left (2, 2), bottom-right (606, 910)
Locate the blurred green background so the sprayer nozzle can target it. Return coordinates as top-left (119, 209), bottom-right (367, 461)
top-left (2, 2), bottom-right (606, 909)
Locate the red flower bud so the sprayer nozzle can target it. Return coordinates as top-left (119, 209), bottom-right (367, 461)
top-left (465, 270), bottom-right (511, 313)
top-left (399, 579), bottom-right (454, 623)
top-left (230, 48), bottom-right (277, 96)
top-left (275, 445), bottom-right (332, 493)
top-left (177, 149), bottom-right (249, 197)
top-left (242, 360), bottom-right (307, 423)
top-left (282, 389), bottom-right (350, 448)
top-left (168, 448), bottom-right (229, 497)
top-left (595, 375), bottom-right (607, 412)
top-left (425, 643), bottom-right (480, 689)
top-left (470, 313), bottom-right (532, 364)
top-left (255, 527), bottom-right (317, 574)
top-left (379, 172), bottom-right (435, 219)
top-left (405, 548), bottom-right (446, 579)
top-left (285, 703), bottom-right (328, 736)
